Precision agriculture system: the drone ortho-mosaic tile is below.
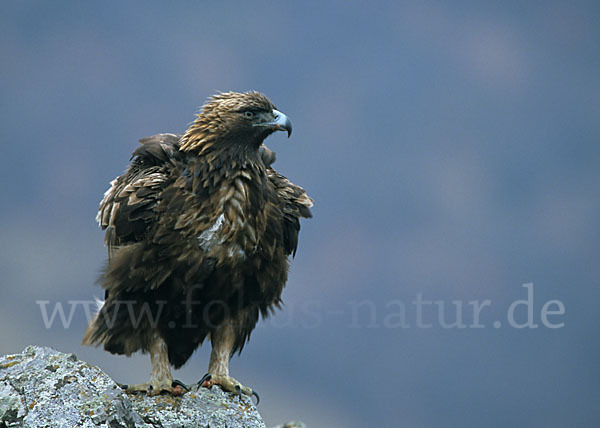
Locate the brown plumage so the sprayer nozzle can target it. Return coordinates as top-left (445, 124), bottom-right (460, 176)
top-left (83, 91), bottom-right (312, 397)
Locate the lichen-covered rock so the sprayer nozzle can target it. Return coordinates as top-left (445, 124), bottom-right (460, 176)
top-left (0, 346), bottom-right (265, 428)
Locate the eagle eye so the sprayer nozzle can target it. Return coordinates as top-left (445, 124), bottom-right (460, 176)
top-left (243, 110), bottom-right (255, 119)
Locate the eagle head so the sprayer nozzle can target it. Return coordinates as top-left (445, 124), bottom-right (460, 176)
top-left (179, 91), bottom-right (292, 153)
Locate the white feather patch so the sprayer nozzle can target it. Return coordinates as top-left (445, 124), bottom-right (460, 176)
top-left (94, 297), bottom-right (105, 315)
top-left (197, 214), bottom-right (225, 251)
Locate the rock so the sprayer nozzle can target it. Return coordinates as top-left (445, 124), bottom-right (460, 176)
top-left (0, 346), bottom-right (266, 428)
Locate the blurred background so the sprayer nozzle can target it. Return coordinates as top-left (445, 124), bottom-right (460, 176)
top-left (1, 1), bottom-right (599, 427)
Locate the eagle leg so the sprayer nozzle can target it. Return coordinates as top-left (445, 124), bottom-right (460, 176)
top-left (197, 320), bottom-right (259, 404)
top-left (120, 334), bottom-right (183, 396)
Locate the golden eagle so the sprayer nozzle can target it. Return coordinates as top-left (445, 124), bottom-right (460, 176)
top-left (83, 91), bottom-right (313, 400)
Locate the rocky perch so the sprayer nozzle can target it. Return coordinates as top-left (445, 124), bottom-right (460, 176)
top-left (0, 346), bottom-right (299, 428)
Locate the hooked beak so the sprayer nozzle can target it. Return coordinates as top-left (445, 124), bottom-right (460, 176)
top-left (254, 109), bottom-right (292, 137)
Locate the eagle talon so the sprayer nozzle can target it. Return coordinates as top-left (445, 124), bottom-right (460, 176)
top-left (197, 373), bottom-right (212, 388)
top-left (198, 374), bottom-right (256, 403)
top-left (172, 379), bottom-right (190, 392)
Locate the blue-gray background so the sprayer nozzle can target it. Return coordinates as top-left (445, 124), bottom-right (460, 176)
top-left (1, 1), bottom-right (598, 427)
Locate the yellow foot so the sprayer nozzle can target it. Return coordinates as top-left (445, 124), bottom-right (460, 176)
top-left (119, 379), bottom-right (186, 396)
top-left (198, 373), bottom-right (259, 404)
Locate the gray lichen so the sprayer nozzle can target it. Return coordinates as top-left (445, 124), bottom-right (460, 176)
top-left (0, 346), bottom-right (265, 428)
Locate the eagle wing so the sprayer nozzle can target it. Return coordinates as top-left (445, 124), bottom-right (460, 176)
top-left (268, 167), bottom-right (313, 256)
top-left (258, 144), bottom-right (313, 256)
top-left (97, 133), bottom-right (182, 258)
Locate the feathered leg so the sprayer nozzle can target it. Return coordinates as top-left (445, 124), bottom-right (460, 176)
top-left (198, 320), bottom-right (259, 403)
top-left (121, 334), bottom-right (182, 396)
